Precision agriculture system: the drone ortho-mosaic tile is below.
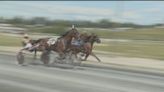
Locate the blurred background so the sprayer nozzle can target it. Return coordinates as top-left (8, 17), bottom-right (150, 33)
top-left (1, 2), bottom-right (164, 92)
top-left (0, 1), bottom-right (164, 60)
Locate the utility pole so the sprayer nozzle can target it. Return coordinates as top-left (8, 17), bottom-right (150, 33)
top-left (115, 1), bottom-right (124, 19)
top-left (113, 1), bottom-right (124, 28)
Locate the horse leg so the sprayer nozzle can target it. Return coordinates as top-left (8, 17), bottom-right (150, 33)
top-left (81, 49), bottom-right (90, 61)
top-left (75, 53), bottom-right (78, 59)
top-left (91, 52), bottom-right (101, 62)
top-left (82, 46), bottom-right (90, 61)
top-left (82, 53), bottom-right (89, 61)
top-left (58, 51), bottom-right (65, 60)
top-left (33, 49), bottom-right (37, 59)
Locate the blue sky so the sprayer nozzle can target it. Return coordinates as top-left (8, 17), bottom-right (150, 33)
top-left (0, 1), bottom-right (164, 25)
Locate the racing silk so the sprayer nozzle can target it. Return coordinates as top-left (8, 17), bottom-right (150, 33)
top-left (22, 41), bottom-right (41, 52)
top-left (23, 42), bottom-right (32, 50)
top-left (71, 37), bottom-right (82, 46)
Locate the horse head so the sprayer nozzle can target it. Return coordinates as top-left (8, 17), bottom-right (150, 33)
top-left (90, 33), bottom-right (101, 43)
top-left (68, 25), bottom-right (79, 39)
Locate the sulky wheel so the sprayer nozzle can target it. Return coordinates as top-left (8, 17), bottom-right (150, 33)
top-left (16, 52), bottom-right (24, 65)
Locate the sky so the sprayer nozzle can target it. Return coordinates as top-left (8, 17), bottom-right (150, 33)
top-left (0, 1), bottom-right (164, 25)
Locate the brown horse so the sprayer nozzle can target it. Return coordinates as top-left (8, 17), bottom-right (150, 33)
top-left (49, 27), bottom-right (79, 60)
top-left (18, 26), bottom-right (79, 65)
top-left (70, 33), bottom-right (101, 62)
top-left (30, 37), bottom-right (55, 64)
top-left (29, 27), bottom-right (79, 64)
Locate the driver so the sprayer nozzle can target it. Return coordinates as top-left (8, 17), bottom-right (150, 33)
top-left (21, 33), bottom-right (33, 51)
top-left (71, 31), bottom-right (87, 47)
top-left (22, 33), bottom-right (31, 46)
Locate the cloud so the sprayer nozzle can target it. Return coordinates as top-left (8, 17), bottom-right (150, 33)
top-left (74, 15), bottom-right (106, 21)
top-left (121, 11), bottom-right (141, 19)
top-left (27, 4), bottom-right (114, 17)
top-left (109, 10), bottom-right (142, 23)
top-left (29, 4), bottom-right (143, 22)
top-left (0, 2), bottom-right (142, 21)
top-left (0, 2), bottom-right (113, 20)
top-left (143, 8), bottom-right (161, 13)
top-left (1, 1), bottom-right (163, 25)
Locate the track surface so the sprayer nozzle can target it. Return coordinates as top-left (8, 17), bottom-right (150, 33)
top-left (0, 54), bottom-right (164, 92)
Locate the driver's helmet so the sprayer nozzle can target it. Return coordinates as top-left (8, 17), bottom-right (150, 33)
top-left (72, 25), bottom-right (75, 29)
top-left (23, 34), bottom-right (29, 38)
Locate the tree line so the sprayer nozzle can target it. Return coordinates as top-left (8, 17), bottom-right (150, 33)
top-left (0, 16), bottom-right (160, 28)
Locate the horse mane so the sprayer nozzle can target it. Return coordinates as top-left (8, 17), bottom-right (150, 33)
top-left (84, 35), bottom-right (92, 42)
top-left (84, 33), bottom-right (97, 43)
top-left (60, 30), bottom-right (70, 37)
top-left (34, 39), bottom-right (42, 44)
top-left (59, 28), bottom-right (78, 39)
top-left (34, 37), bottom-right (50, 44)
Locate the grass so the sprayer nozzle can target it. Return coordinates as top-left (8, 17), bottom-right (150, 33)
top-left (1, 34), bottom-right (164, 60)
top-left (10, 23), bottom-right (164, 39)
top-left (1, 26), bottom-right (164, 60)
top-left (0, 34), bottom-right (21, 46)
top-left (79, 27), bottom-right (164, 40)
top-left (94, 40), bottom-right (164, 60)
top-left (29, 26), bottom-right (67, 35)
top-left (17, 24), bottom-right (164, 40)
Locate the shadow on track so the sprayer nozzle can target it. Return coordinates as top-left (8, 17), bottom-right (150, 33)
top-left (27, 60), bottom-right (85, 70)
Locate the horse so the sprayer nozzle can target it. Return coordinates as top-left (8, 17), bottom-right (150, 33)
top-left (49, 27), bottom-right (79, 60)
top-left (31, 27), bottom-right (79, 64)
top-left (34, 27), bottom-right (80, 64)
top-left (70, 33), bottom-right (101, 62)
top-left (17, 25), bottom-right (80, 65)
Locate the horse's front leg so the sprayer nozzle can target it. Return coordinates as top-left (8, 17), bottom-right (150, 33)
top-left (80, 50), bottom-right (89, 61)
top-left (33, 49), bottom-right (37, 59)
top-left (81, 47), bottom-right (90, 61)
top-left (83, 53), bottom-right (89, 61)
top-left (91, 52), bottom-right (101, 62)
top-left (58, 51), bottom-right (65, 60)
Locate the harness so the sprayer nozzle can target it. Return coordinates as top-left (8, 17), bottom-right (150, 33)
top-left (72, 38), bottom-right (84, 47)
top-left (56, 38), bottom-right (67, 50)
top-left (47, 38), bottom-right (56, 46)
